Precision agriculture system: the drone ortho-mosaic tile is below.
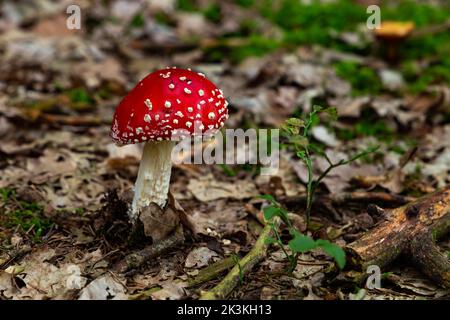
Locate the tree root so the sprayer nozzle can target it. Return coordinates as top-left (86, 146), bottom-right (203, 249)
top-left (199, 218), bottom-right (279, 300)
top-left (346, 185), bottom-right (450, 288)
top-left (114, 225), bottom-right (184, 273)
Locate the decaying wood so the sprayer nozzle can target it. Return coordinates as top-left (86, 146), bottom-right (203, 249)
top-left (346, 185), bottom-right (450, 288)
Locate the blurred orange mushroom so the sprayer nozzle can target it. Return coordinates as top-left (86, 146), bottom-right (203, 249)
top-left (374, 21), bottom-right (415, 62)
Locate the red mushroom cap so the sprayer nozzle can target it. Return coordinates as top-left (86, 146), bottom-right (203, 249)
top-left (111, 67), bottom-right (229, 145)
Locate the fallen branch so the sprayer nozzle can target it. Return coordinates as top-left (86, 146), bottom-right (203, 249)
top-left (188, 256), bottom-right (237, 287)
top-left (346, 185), bottom-right (450, 288)
top-left (200, 218), bottom-right (279, 300)
top-left (283, 191), bottom-right (415, 208)
top-left (128, 257), bottom-right (238, 300)
top-left (113, 225), bottom-right (184, 273)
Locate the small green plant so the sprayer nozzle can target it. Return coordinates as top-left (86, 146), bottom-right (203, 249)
top-left (260, 195), bottom-right (345, 272)
top-left (282, 106), bottom-right (378, 225)
top-left (0, 188), bottom-right (52, 243)
top-left (259, 106), bottom-right (378, 272)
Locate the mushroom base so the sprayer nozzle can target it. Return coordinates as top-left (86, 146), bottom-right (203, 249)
top-left (130, 140), bottom-right (175, 222)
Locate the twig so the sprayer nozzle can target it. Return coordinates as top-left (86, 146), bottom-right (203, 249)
top-left (188, 256), bottom-right (237, 287)
top-left (199, 218), bottom-right (280, 300)
top-left (113, 226), bottom-right (184, 273)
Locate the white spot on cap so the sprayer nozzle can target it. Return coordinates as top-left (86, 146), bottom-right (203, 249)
top-left (184, 88), bottom-right (191, 94)
top-left (208, 98), bottom-right (214, 102)
top-left (144, 114), bottom-right (151, 123)
top-left (155, 114), bottom-right (160, 121)
top-left (179, 76), bottom-right (186, 81)
top-left (200, 100), bottom-right (205, 105)
top-left (173, 119), bottom-right (178, 124)
top-left (198, 89), bottom-right (204, 96)
top-left (198, 72), bottom-right (205, 77)
top-left (145, 99), bottom-right (153, 110)
top-left (176, 99), bottom-right (181, 104)
top-left (136, 127), bottom-right (143, 134)
top-left (157, 137), bottom-right (162, 141)
top-left (165, 101), bottom-right (171, 108)
top-left (186, 121), bottom-right (192, 128)
top-left (175, 111), bottom-right (184, 117)
top-left (169, 83), bottom-right (175, 90)
top-left (224, 100), bottom-right (229, 107)
top-left (208, 125), bottom-right (214, 130)
top-left (187, 107), bottom-right (193, 112)
top-left (208, 112), bottom-right (215, 119)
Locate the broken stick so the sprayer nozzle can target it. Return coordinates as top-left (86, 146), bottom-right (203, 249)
top-left (346, 185), bottom-right (450, 288)
top-left (200, 218), bottom-right (280, 300)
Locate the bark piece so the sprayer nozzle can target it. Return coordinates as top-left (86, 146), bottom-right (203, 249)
top-left (346, 185), bottom-right (450, 288)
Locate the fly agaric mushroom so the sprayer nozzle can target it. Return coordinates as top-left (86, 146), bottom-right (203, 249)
top-left (374, 21), bottom-right (415, 62)
top-left (110, 67), bottom-right (229, 222)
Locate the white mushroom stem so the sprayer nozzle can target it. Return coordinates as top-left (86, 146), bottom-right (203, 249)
top-left (130, 140), bottom-right (175, 222)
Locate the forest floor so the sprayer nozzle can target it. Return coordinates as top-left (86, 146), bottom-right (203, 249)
top-left (0, 0), bottom-right (449, 300)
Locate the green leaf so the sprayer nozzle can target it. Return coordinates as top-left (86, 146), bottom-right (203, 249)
top-left (263, 206), bottom-right (281, 221)
top-left (289, 135), bottom-right (309, 148)
top-left (296, 150), bottom-right (306, 159)
top-left (312, 105), bottom-right (323, 113)
top-left (288, 232), bottom-right (317, 253)
top-left (258, 194), bottom-right (276, 204)
top-left (285, 118), bottom-right (305, 128)
top-left (316, 239), bottom-right (346, 269)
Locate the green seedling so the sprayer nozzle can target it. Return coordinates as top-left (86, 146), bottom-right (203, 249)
top-left (260, 194), bottom-right (345, 273)
top-left (282, 106), bottom-right (378, 225)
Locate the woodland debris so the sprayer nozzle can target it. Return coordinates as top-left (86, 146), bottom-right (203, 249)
top-left (347, 185), bottom-right (450, 288)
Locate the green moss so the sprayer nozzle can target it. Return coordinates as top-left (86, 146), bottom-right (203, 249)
top-left (129, 13), bottom-right (145, 28)
top-left (334, 61), bottom-right (382, 96)
top-left (177, 0), bottom-right (197, 12)
top-left (203, 3), bottom-right (221, 23)
top-left (334, 109), bottom-right (395, 142)
top-left (67, 87), bottom-right (94, 105)
top-left (402, 58), bottom-right (450, 94)
top-left (0, 188), bottom-right (52, 243)
top-left (235, 0), bottom-right (255, 8)
top-left (204, 36), bottom-right (280, 64)
top-left (0, 187), bottom-right (14, 202)
top-left (154, 12), bottom-right (172, 26)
